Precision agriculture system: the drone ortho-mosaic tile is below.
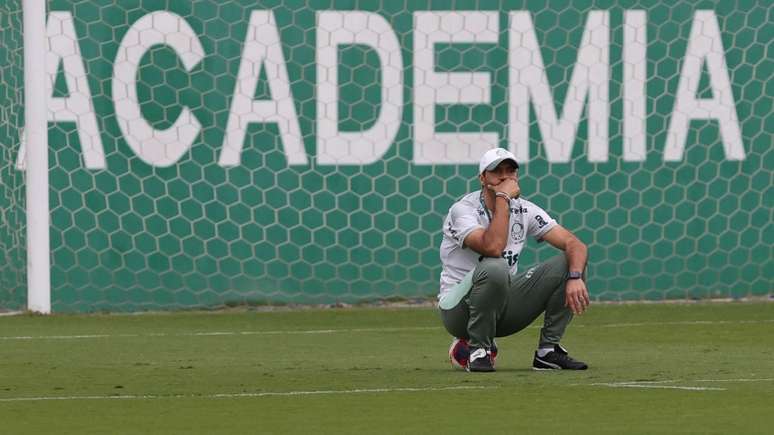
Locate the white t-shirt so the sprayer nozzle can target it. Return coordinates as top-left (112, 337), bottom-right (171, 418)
top-left (438, 191), bottom-right (557, 299)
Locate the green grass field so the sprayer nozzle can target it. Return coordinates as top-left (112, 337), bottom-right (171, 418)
top-left (1, 302), bottom-right (773, 434)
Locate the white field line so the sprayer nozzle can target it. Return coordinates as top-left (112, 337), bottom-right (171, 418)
top-left (1, 319), bottom-right (773, 341)
top-left (0, 327), bottom-right (439, 341)
top-left (583, 377), bottom-right (774, 392)
top-left (589, 383), bottom-right (725, 391)
top-left (596, 319), bottom-right (774, 328)
top-left (4, 378), bottom-right (769, 402)
top-left (189, 326), bottom-right (440, 336)
top-left (0, 385), bottom-right (493, 403)
top-left (0, 334), bottom-right (117, 340)
top-left (692, 378), bottom-right (774, 383)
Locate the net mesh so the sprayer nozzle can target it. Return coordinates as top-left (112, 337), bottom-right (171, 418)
top-left (0, 0), bottom-right (771, 312)
top-left (0, 1), bottom-right (25, 312)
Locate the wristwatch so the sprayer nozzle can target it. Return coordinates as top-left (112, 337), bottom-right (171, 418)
top-left (567, 271), bottom-right (583, 280)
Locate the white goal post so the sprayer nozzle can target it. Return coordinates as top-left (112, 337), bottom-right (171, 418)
top-left (23, 0), bottom-right (50, 313)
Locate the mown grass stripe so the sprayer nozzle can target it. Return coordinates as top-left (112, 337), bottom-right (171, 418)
top-left (1, 319), bottom-right (772, 341)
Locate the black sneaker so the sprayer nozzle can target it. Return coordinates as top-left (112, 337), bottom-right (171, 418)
top-left (532, 344), bottom-right (588, 370)
top-left (467, 347), bottom-right (495, 372)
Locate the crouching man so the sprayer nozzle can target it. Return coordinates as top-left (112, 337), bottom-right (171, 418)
top-left (439, 149), bottom-right (590, 372)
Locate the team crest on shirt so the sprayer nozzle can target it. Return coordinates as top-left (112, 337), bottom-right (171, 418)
top-left (511, 222), bottom-right (525, 242)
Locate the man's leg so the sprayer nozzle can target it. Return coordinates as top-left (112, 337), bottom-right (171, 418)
top-left (496, 255), bottom-right (587, 369)
top-left (467, 257), bottom-right (510, 349)
top-left (495, 255), bottom-right (572, 346)
top-left (440, 257), bottom-right (510, 349)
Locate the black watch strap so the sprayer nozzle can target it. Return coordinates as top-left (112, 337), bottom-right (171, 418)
top-left (567, 271), bottom-right (583, 280)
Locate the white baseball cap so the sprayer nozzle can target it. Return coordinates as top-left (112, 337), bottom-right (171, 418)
top-left (478, 148), bottom-right (519, 174)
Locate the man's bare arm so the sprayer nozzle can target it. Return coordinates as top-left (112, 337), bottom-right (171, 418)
top-left (462, 177), bottom-right (521, 257)
top-left (542, 225), bottom-right (590, 314)
top-left (462, 195), bottom-right (511, 257)
top-left (541, 225), bottom-right (588, 273)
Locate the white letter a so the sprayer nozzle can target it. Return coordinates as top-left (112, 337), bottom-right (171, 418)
top-left (220, 11), bottom-right (307, 167)
top-left (664, 10), bottom-right (745, 161)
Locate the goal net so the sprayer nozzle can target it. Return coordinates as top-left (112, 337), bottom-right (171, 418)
top-left (0, 2), bottom-right (25, 312)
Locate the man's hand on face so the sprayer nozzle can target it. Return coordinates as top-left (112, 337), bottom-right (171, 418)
top-left (487, 177), bottom-right (521, 200)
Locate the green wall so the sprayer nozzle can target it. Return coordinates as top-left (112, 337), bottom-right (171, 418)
top-left (0, 0), bottom-right (771, 312)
